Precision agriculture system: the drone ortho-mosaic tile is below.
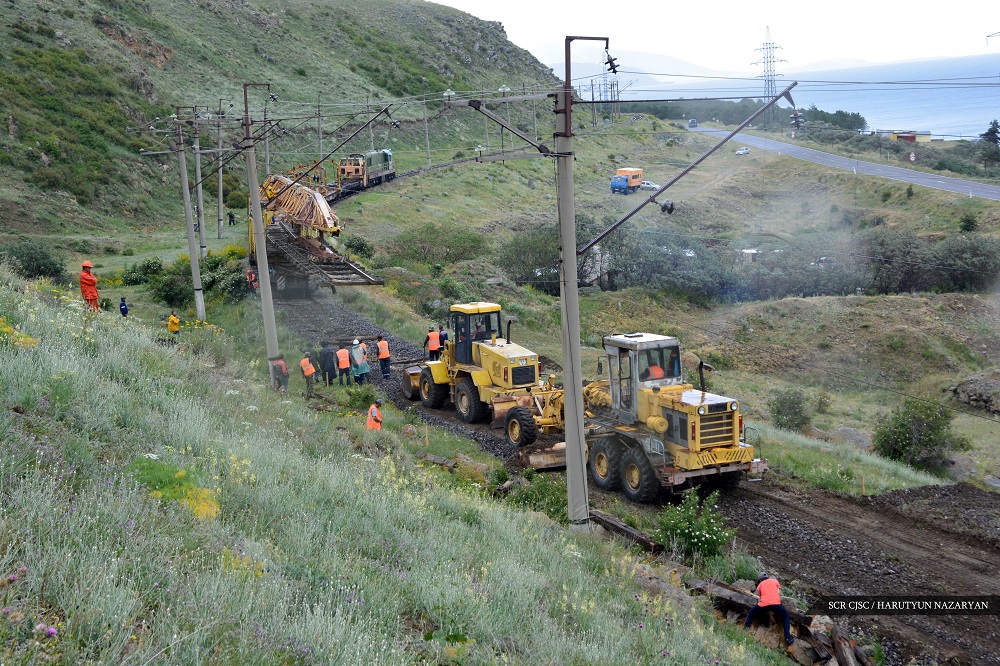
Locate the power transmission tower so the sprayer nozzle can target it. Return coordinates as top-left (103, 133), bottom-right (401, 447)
top-left (753, 27), bottom-right (785, 129)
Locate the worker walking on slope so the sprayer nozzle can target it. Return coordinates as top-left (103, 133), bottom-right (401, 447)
top-left (167, 310), bottom-right (181, 337)
top-left (79, 261), bottom-right (99, 312)
top-left (366, 398), bottom-right (383, 431)
top-left (744, 572), bottom-right (796, 646)
top-left (119, 297), bottom-right (128, 318)
top-left (376, 335), bottom-right (391, 379)
top-left (336, 343), bottom-right (352, 386)
top-left (300, 352), bottom-right (317, 398)
top-left (272, 353), bottom-right (289, 393)
top-left (423, 326), bottom-right (441, 361)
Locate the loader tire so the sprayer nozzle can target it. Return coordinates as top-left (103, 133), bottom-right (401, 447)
top-left (455, 377), bottom-right (488, 423)
top-left (620, 447), bottom-right (659, 504)
top-left (419, 367), bottom-right (447, 409)
top-left (589, 438), bottom-right (623, 490)
top-left (504, 406), bottom-right (538, 448)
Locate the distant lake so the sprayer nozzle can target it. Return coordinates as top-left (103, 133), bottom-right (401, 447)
top-left (652, 54), bottom-right (1000, 140)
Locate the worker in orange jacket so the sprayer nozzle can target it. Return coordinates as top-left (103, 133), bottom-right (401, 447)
top-left (79, 261), bottom-right (99, 311)
top-left (335, 344), bottom-right (352, 386)
top-left (272, 353), bottom-right (289, 393)
top-left (744, 572), bottom-right (795, 645)
top-left (366, 399), bottom-right (383, 431)
top-left (300, 352), bottom-right (317, 398)
top-left (423, 326), bottom-right (441, 361)
top-left (376, 334), bottom-right (391, 379)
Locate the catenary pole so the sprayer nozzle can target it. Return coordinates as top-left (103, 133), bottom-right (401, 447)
top-left (174, 118), bottom-right (207, 322)
top-left (244, 83), bottom-right (281, 383)
top-left (317, 93), bottom-right (323, 165)
top-left (423, 79), bottom-right (431, 167)
top-left (217, 100), bottom-right (224, 239)
top-left (193, 125), bottom-right (208, 258)
top-left (557, 36), bottom-right (604, 533)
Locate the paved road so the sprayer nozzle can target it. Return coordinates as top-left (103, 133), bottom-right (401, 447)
top-left (695, 127), bottom-right (1000, 201)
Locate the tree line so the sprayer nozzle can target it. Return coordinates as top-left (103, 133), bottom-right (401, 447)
top-left (495, 215), bottom-right (1000, 303)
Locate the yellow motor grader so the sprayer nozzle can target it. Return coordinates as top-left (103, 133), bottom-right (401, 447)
top-left (554, 332), bottom-right (766, 501)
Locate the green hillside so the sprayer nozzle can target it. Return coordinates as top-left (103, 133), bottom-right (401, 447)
top-left (0, 0), bottom-right (557, 234)
top-left (0, 265), bottom-right (803, 665)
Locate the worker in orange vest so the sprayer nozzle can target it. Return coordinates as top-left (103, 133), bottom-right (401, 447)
top-left (79, 261), bottom-right (99, 311)
top-left (336, 343), bottom-right (352, 386)
top-left (272, 353), bottom-right (289, 392)
top-left (300, 352), bottom-right (317, 398)
top-left (366, 399), bottom-right (383, 431)
top-left (423, 326), bottom-right (441, 361)
top-left (376, 334), bottom-right (391, 379)
top-left (744, 572), bottom-right (795, 646)
top-left (246, 268), bottom-right (258, 295)
top-left (641, 364), bottom-right (665, 380)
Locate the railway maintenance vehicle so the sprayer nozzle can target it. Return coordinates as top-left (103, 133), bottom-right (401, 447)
top-left (402, 303), bottom-right (766, 501)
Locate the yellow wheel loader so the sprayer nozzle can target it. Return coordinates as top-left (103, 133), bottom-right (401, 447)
top-left (401, 302), bottom-right (563, 446)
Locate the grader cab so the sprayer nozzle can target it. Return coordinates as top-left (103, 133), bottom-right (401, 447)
top-left (518, 332), bottom-right (767, 501)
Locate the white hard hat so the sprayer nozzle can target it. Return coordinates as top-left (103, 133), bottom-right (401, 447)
top-left (352, 339), bottom-right (360, 345)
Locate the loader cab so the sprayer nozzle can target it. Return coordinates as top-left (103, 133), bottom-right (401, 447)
top-left (450, 303), bottom-right (501, 365)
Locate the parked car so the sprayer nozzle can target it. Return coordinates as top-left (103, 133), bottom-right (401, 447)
top-left (640, 180), bottom-right (659, 191)
top-left (735, 147), bottom-right (750, 155)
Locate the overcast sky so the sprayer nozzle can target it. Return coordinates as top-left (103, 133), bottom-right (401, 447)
top-left (429, 0), bottom-right (1000, 74)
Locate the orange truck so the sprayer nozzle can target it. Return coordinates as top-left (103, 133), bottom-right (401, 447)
top-left (611, 167), bottom-right (643, 194)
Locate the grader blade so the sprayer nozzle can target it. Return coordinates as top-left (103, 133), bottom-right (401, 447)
top-left (516, 441), bottom-right (566, 471)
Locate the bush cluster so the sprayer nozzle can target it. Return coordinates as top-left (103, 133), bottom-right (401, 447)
top-left (146, 247), bottom-right (249, 307)
top-left (873, 399), bottom-right (971, 469)
top-left (769, 388), bottom-right (811, 431)
top-left (655, 490), bottom-right (734, 558)
top-left (0, 239), bottom-right (66, 281)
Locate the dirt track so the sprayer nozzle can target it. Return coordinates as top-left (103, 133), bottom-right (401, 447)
top-left (275, 292), bottom-right (1000, 665)
top-left (718, 481), bottom-right (1000, 665)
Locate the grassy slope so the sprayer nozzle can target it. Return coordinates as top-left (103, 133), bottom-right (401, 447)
top-left (0, 266), bottom-right (803, 665)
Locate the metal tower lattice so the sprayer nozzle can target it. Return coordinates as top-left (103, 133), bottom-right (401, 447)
top-left (753, 27), bottom-right (785, 128)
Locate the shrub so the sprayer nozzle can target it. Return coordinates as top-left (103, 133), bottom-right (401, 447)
top-left (655, 490), bottom-right (734, 558)
top-left (959, 213), bottom-right (978, 233)
top-left (769, 388), bottom-right (810, 430)
top-left (121, 256), bottom-right (164, 286)
top-left (506, 474), bottom-right (569, 524)
top-left (0, 239), bottom-right (66, 281)
top-left (344, 383), bottom-right (380, 411)
top-left (873, 399), bottom-right (971, 469)
top-left (343, 236), bottom-right (374, 259)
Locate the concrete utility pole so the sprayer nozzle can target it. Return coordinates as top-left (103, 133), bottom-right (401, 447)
top-left (192, 124), bottom-right (208, 258)
top-left (217, 99), bottom-right (225, 239)
top-left (367, 94), bottom-right (375, 151)
top-left (317, 94), bottom-right (323, 165)
top-left (263, 102), bottom-right (271, 175)
top-left (556, 36), bottom-right (606, 533)
top-left (422, 78), bottom-right (431, 167)
top-left (243, 83), bottom-right (281, 383)
top-left (174, 117), bottom-right (207, 322)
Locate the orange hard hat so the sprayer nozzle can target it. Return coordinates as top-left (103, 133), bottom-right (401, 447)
top-left (81, 261), bottom-right (93, 268)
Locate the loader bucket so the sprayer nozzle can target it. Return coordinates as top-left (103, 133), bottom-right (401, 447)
top-left (401, 365), bottom-right (423, 400)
